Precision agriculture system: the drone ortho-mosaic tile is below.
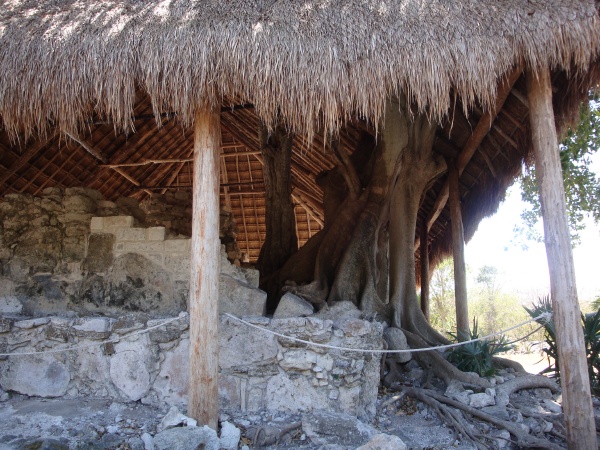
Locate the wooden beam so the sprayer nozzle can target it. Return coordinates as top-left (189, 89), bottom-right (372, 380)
top-left (526, 68), bottom-right (595, 449)
top-left (65, 132), bottom-right (153, 196)
top-left (188, 108), bottom-right (221, 430)
top-left (101, 158), bottom-right (193, 168)
top-left (0, 137), bottom-right (53, 188)
top-left (448, 161), bottom-right (469, 337)
top-left (421, 65), bottom-right (523, 243)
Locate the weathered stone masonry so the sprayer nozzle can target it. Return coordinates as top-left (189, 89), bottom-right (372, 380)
top-left (0, 189), bottom-right (383, 419)
top-left (0, 314), bottom-right (382, 419)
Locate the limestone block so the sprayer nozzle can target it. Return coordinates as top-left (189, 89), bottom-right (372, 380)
top-left (109, 336), bottom-right (152, 401)
top-left (72, 317), bottom-right (114, 339)
top-left (116, 227), bottom-right (147, 241)
top-left (274, 293), bottom-right (314, 318)
top-left (315, 301), bottom-right (362, 321)
top-left (90, 217), bottom-right (104, 231)
top-left (63, 194), bottom-right (97, 213)
top-left (74, 346), bottom-right (112, 392)
top-left (42, 187), bottom-right (64, 197)
top-left (123, 241), bottom-right (165, 254)
top-left (65, 187), bottom-right (104, 201)
top-left (0, 296), bottom-right (22, 315)
top-left (219, 274), bottom-right (266, 317)
top-left (164, 239), bottom-right (189, 253)
top-left (164, 255), bottom-right (190, 276)
top-left (469, 392), bottom-right (495, 408)
top-left (383, 327), bottom-right (411, 364)
top-left (158, 406), bottom-right (197, 432)
top-left (103, 216), bottom-right (134, 229)
top-left (218, 316), bottom-right (278, 370)
top-left (280, 349), bottom-right (317, 371)
top-left (153, 426), bottom-right (219, 450)
top-left (218, 374), bottom-right (241, 410)
top-left (266, 373), bottom-right (329, 413)
top-left (336, 318), bottom-right (372, 337)
top-left (219, 421), bottom-right (241, 450)
top-left (116, 197), bottom-right (140, 209)
top-left (148, 227), bottom-right (166, 241)
top-left (301, 410), bottom-right (377, 447)
top-left (84, 233), bottom-right (115, 273)
top-left (356, 433), bottom-right (408, 450)
top-left (154, 338), bottom-right (189, 407)
top-left (0, 355), bottom-right (70, 397)
top-left (14, 317), bottom-right (50, 329)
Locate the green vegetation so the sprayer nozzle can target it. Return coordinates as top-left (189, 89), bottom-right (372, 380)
top-left (526, 296), bottom-right (600, 395)
top-left (519, 94), bottom-right (600, 245)
top-left (447, 318), bottom-right (513, 377)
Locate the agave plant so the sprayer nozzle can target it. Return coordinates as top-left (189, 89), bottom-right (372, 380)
top-left (447, 318), bottom-right (514, 377)
top-left (525, 296), bottom-right (600, 395)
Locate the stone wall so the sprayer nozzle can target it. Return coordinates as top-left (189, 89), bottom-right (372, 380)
top-left (0, 313), bottom-right (382, 420)
top-left (0, 189), bottom-right (252, 317)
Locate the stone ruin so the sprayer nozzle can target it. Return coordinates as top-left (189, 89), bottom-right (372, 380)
top-left (0, 188), bottom-right (382, 420)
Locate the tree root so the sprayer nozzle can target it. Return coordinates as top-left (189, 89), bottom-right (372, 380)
top-left (492, 356), bottom-right (527, 374)
top-left (402, 329), bottom-right (491, 389)
top-left (398, 386), bottom-right (566, 450)
top-left (245, 421), bottom-right (302, 447)
top-left (495, 375), bottom-right (559, 406)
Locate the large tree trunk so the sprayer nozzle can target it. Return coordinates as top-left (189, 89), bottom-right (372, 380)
top-left (256, 123), bottom-right (297, 310)
top-left (278, 98), bottom-right (446, 342)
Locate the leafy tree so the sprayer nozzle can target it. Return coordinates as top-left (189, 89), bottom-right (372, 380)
top-left (429, 257), bottom-right (457, 334)
top-left (519, 94), bottom-right (600, 245)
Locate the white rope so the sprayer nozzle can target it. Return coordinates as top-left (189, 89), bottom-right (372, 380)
top-left (0, 311), bottom-right (551, 357)
top-left (224, 312), bottom-right (552, 354)
top-left (0, 316), bottom-right (185, 357)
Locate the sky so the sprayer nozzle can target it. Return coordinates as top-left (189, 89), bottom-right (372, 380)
top-left (464, 155), bottom-right (600, 306)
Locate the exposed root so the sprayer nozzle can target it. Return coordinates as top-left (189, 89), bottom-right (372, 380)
top-left (398, 386), bottom-right (566, 450)
top-left (403, 329), bottom-right (491, 389)
top-left (495, 375), bottom-right (559, 406)
top-left (492, 356), bottom-right (527, 374)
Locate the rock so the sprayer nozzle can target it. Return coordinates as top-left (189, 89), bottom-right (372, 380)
top-left (141, 432), bottom-right (155, 450)
top-left (219, 421), bottom-right (241, 450)
top-left (109, 336), bottom-right (152, 401)
top-left (302, 410), bottom-right (377, 446)
top-left (72, 317), bottom-right (113, 339)
top-left (0, 355), bottom-right (70, 397)
top-left (153, 426), bottom-right (220, 450)
top-left (158, 406), bottom-right (197, 432)
top-left (542, 398), bottom-right (562, 413)
top-left (469, 393), bottom-right (495, 408)
top-left (218, 316), bottom-right (279, 370)
top-left (280, 349), bottom-right (318, 370)
top-left (267, 373), bottom-right (329, 413)
top-left (382, 327), bottom-right (411, 363)
top-left (219, 274), bottom-right (266, 317)
top-left (490, 429), bottom-right (511, 449)
top-left (19, 437), bottom-right (69, 449)
top-left (356, 433), bottom-right (408, 450)
top-left (481, 405), bottom-right (510, 421)
top-left (274, 292), bottom-right (314, 318)
top-left (315, 301), bottom-right (362, 321)
top-left (13, 317), bottom-right (50, 329)
top-left (0, 296), bottom-right (22, 315)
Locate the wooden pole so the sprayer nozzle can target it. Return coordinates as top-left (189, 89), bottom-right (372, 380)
top-left (526, 68), bottom-right (595, 449)
top-left (420, 218), bottom-right (430, 321)
top-left (188, 108), bottom-right (221, 430)
top-left (448, 161), bottom-right (469, 338)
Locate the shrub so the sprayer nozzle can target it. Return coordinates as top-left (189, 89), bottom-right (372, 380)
top-left (447, 318), bottom-right (514, 377)
top-left (525, 296), bottom-right (600, 395)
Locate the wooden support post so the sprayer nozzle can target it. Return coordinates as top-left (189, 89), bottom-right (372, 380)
top-left (526, 68), bottom-right (595, 449)
top-left (188, 108), bottom-right (221, 430)
top-left (420, 219), bottom-right (430, 321)
top-left (448, 161), bottom-right (469, 337)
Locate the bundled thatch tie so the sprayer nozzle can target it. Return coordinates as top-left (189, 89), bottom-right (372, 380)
top-left (223, 312), bottom-right (551, 354)
top-left (0, 312), bottom-right (551, 357)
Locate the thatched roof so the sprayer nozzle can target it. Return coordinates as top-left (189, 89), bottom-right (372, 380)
top-left (0, 1), bottom-right (599, 266)
top-left (0, 1), bottom-right (599, 138)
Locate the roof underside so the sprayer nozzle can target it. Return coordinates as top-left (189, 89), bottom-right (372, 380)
top-left (0, 1), bottom-right (599, 265)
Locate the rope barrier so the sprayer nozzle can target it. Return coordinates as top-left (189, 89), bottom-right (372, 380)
top-left (0, 311), bottom-right (551, 357)
top-left (223, 312), bottom-right (552, 355)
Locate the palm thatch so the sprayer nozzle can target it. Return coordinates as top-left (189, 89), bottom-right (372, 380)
top-left (0, 1), bottom-right (599, 139)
